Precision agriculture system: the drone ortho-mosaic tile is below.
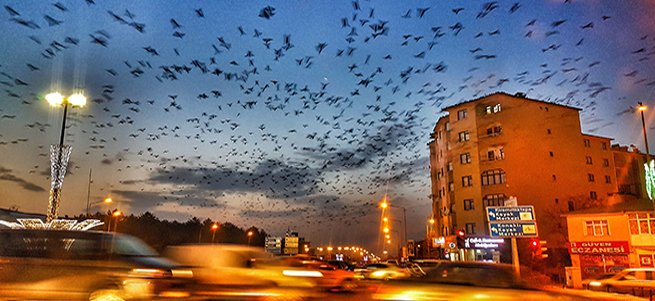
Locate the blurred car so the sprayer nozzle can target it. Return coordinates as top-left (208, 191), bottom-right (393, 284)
top-left (0, 229), bottom-right (194, 301)
top-left (372, 261), bottom-right (603, 301)
top-left (277, 257), bottom-right (358, 292)
top-left (165, 244), bottom-right (320, 299)
top-left (582, 273), bottom-right (616, 289)
top-left (354, 263), bottom-right (411, 280)
top-left (587, 268), bottom-right (655, 296)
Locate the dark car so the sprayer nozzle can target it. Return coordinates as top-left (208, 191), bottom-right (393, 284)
top-left (372, 261), bottom-right (614, 301)
top-left (0, 229), bottom-right (195, 300)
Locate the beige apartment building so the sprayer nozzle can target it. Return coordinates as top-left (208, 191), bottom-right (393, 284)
top-left (428, 92), bottom-right (620, 247)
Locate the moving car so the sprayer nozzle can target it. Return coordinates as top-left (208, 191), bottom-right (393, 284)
top-left (0, 229), bottom-right (194, 301)
top-left (276, 257), bottom-right (358, 291)
top-left (165, 244), bottom-right (320, 299)
top-left (354, 262), bottom-right (411, 280)
top-left (587, 268), bottom-right (655, 296)
top-left (372, 261), bottom-right (611, 301)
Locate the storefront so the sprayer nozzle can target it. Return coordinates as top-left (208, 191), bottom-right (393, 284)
top-left (437, 235), bottom-right (507, 263)
top-left (568, 241), bottom-right (630, 278)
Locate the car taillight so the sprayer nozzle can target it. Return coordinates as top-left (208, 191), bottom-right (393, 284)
top-left (130, 268), bottom-right (172, 278)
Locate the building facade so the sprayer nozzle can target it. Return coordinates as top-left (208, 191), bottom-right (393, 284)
top-left (428, 92), bottom-right (619, 249)
top-left (565, 200), bottom-right (655, 283)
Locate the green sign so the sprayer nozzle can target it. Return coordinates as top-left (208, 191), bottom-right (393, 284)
top-left (645, 160), bottom-right (655, 201)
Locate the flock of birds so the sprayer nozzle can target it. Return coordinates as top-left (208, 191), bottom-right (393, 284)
top-left (0, 1), bottom-right (654, 242)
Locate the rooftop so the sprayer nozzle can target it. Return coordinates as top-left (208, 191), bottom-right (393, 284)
top-left (441, 91), bottom-right (583, 112)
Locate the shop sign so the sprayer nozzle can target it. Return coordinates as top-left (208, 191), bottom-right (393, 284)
top-left (639, 254), bottom-right (654, 267)
top-left (465, 237), bottom-right (505, 249)
top-left (568, 241), bottom-right (630, 254)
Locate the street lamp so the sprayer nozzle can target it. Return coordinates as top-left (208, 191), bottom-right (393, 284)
top-left (211, 223), bottom-right (219, 243)
top-left (639, 102), bottom-right (651, 162)
top-left (377, 194), bottom-right (407, 251)
top-left (86, 197), bottom-right (112, 217)
top-left (111, 209), bottom-right (122, 232)
top-left (247, 230), bottom-right (254, 245)
top-left (45, 91), bottom-right (87, 223)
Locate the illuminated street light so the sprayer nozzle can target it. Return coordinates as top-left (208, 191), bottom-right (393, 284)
top-left (212, 223), bottom-right (219, 243)
top-left (383, 217), bottom-right (389, 223)
top-left (110, 209), bottom-right (122, 232)
top-left (380, 202), bottom-right (388, 209)
top-left (383, 227), bottom-right (390, 233)
top-left (247, 230), bottom-right (254, 245)
top-left (429, 218), bottom-right (435, 225)
top-left (45, 91), bottom-right (87, 223)
top-left (327, 246), bottom-right (333, 251)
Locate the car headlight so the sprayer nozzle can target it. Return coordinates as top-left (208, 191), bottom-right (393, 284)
top-left (371, 271), bottom-right (387, 277)
top-left (588, 281), bottom-right (602, 287)
top-left (282, 270), bottom-right (323, 277)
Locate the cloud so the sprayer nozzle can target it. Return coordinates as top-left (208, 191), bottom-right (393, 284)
top-left (0, 166), bottom-right (46, 192)
top-left (298, 123), bottom-right (417, 171)
top-left (110, 189), bottom-right (226, 213)
top-left (148, 159), bottom-right (322, 198)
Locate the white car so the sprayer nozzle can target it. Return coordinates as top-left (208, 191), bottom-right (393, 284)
top-left (587, 268), bottom-right (655, 297)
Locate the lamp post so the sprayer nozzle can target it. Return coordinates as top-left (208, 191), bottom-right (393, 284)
top-left (427, 218), bottom-right (435, 258)
top-left (111, 209), bottom-right (122, 232)
top-left (45, 92), bottom-right (86, 223)
top-left (247, 230), bottom-right (254, 245)
top-left (639, 102), bottom-right (650, 162)
top-left (379, 195), bottom-right (407, 253)
top-left (211, 223), bottom-right (219, 243)
top-left (87, 197), bottom-right (112, 218)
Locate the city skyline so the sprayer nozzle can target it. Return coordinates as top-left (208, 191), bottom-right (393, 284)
top-left (1, 0), bottom-right (655, 250)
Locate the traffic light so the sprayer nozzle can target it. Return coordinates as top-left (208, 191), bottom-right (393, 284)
top-left (456, 229), bottom-right (466, 249)
top-left (539, 240), bottom-right (548, 259)
top-left (529, 238), bottom-right (539, 257)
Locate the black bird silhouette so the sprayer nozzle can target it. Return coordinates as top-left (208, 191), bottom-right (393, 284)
top-left (259, 6), bottom-right (276, 19)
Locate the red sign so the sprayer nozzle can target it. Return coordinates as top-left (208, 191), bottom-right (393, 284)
top-left (568, 241), bottom-right (630, 254)
top-left (640, 255), bottom-right (654, 267)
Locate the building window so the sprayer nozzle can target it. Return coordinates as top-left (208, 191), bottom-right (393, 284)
top-left (549, 151), bottom-right (554, 157)
top-left (462, 176), bottom-right (473, 187)
top-left (555, 198), bottom-right (559, 204)
top-left (603, 158), bottom-right (610, 167)
top-left (605, 175), bottom-right (611, 184)
top-left (448, 182), bottom-right (454, 192)
top-left (568, 200), bottom-right (575, 212)
top-left (601, 142), bottom-right (608, 150)
top-left (481, 169), bottom-right (506, 186)
top-left (628, 213), bottom-right (655, 235)
top-left (590, 191), bottom-right (598, 200)
top-left (486, 126), bottom-right (502, 137)
top-left (447, 161), bottom-right (453, 171)
top-left (483, 194), bottom-right (506, 207)
top-left (552, 175), bottom-right (557, 181)
top-left (445, 122), bottom-right (450, 131)
top-left (465, 223), bottom-right (476, 235)
top-left (485, 104), bottom-right (502, 114)
top-left (588, 174), bottom-right (595, 182)
top-left (464, 199), bottom-right (474, 211)
top-left (487, 148), bottom-right (504, 161)
top-left (585, 156), bottom-right (593, 165)
top-left (584, 139), bottom-right (591, 147)
top-left (585, 220), bottom-right (609, 236)
top-left (457, 109), bottom-right (468, 120)
top-left (458, 131), bottom-right (470, 142)
top-left (547, 129), bottom-right (552, 134)
top-left (460, 153), bottom-right (471, 164)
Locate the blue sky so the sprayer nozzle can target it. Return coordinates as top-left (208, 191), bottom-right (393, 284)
top-left (1, 0), bottom-right (655, 252)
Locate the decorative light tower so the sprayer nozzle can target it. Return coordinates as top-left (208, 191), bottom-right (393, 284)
top-left (45, 91), bottom-right (86, 223)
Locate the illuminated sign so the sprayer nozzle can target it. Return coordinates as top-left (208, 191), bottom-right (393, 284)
top-left (568, 241), bottom-right (630, 255)
top-left (489, 222), bottom-right (538, 238)
top-left (465, 237), bottom-right (505, 249)
top-left (487, 206), bottom-right (535, 222)
top-left (645, 160), bottom-right (655, 201)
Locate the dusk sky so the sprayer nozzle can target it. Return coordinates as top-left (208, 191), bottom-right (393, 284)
top-left (1, 0), bottom-right (655, 251)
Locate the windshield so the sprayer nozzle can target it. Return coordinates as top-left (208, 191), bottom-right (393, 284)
top-left (110, 235), bottom-right (158, 257)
